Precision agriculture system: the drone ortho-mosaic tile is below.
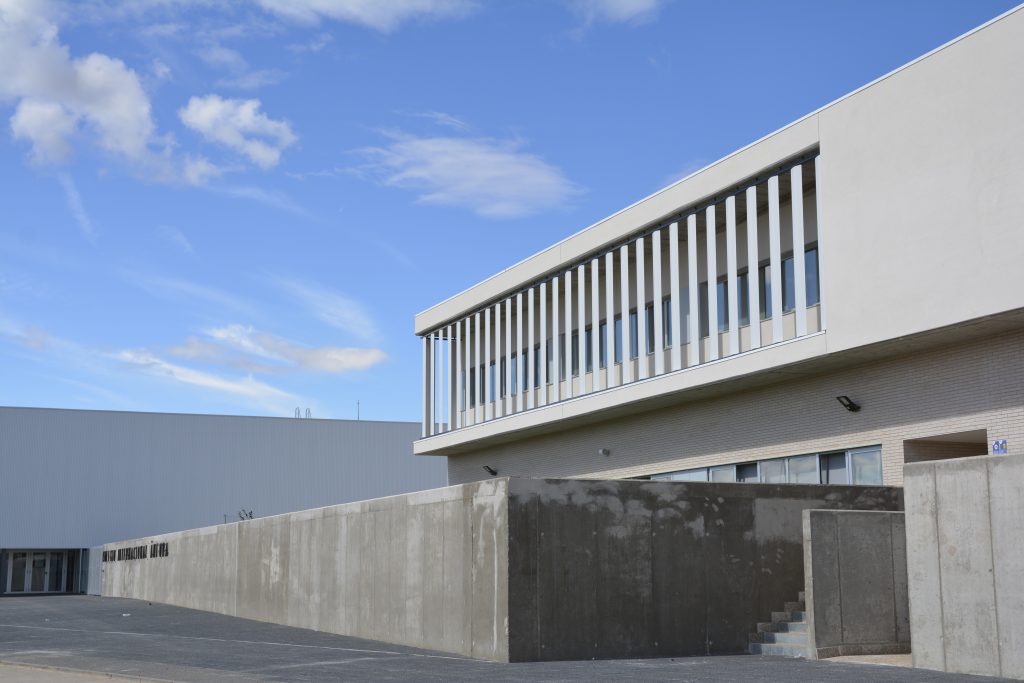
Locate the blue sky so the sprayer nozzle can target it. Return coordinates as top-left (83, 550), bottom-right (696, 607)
top-left (0, 0), bottom-right (1016, 422)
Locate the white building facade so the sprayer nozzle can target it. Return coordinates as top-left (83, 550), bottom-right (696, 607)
top-left (415, 8), bottom-right (1024, 488)
top-left (0, 407), bottom-right (446, 596)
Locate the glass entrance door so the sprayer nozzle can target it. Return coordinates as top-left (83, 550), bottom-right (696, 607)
top-left (4, 550), bottom-right (69, 594)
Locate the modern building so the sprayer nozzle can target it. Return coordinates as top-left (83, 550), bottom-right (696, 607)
top-left (414, 7), bottom-right (1024, 488)
top-left (0, 407), bottom-right (447, 596)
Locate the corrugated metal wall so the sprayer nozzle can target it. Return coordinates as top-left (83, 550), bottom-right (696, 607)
top-left (0, 408), bottom-right (446, 548)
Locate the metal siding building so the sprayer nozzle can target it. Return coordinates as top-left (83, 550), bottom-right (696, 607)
top-left (0, 407), bottom-right (446, 594)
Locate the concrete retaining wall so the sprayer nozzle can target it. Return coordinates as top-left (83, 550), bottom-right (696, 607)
top-left (802, 510), bottom-right (909, 658)
top-left (103, 480), bottom-right (510, 661)
top-left (103, 478), bottom-right (901, 662)
top-left (905, 453), bottom-right (1024, 679)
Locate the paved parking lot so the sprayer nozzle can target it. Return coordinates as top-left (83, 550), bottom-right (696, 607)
top-left (0, 596), bottom-right (1009, 682)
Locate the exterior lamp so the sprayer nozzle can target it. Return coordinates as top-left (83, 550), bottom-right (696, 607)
top-left (483, 465), bottom-right (498, 476)
top-left (836, 395), bottom-right (861, 412)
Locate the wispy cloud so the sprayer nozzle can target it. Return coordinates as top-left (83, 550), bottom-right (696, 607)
top-left (569, 0), bottom-right (663, 26)
top-left (157, 226), bottom-right (194, 254)
top-left (255, 0), bottom-right (476, 32)
top-left (211, 184), bottom-right (310, 216)
top-left (356, 131), bottom-right (582, 218)
top-left (288, 32), bottom-right (333, 53)
top-left (114, 348), bottom-right (296, 409)
top-left (184, 324), bottom-right (388, 374)
top-left (276, 279), bottom-right (380, 342)
top-left (409, 110), bottom-right (469, 131)
top-left (57, 173), bottom-right (98, 243)
top-left (179, 95), bottom-right (297, 169)
top-left (126, 272), bottom-right (258, 317)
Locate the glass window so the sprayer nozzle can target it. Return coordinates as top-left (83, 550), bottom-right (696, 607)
top-left (759, 264), bottom-right (771, 320)
top-left (662, 298), bottom-right (672, 347)
top-left (509, 357), bottom-right (517, 395)
top-left (738, 271), bottom-right (750, 326)
top-left (571, 332), bottom-right (579, 376)
top-left (782, 255), bottom-right (795, 312)
top-left (850, 447), bottom-right (883, 485)
top-left (736, 463), bottom-right (759, 482)
top-left (469, 367), bottom-right (476, 407)
top-left (629, 311), bottom-right (639, 358)
top-left (522, 349), bottom-right (530, 390)
top-left (787, 454), bottom-right (819, 484)
top-left (645, 304), bottom-right (655, 353)
top-left (480, 364), bottom-right (487, 402)
top-left (499, 358), bottom-right (506, 398)
top-left (717, 280), bottom-right (728, 332)
top-left (533, 345), bottom-right (541, 387)
top-left (614, 316), bottom-right (623, 363)
top-left (805, 248), bottom-right (820, 306)
top-left (710, 465), bottom-right (736, 483)
top-left (698, 282), bottom-right (709, 337)
top-left (760, 459), bottom-right (787, 483)
top-left (585, 329), bottom-right (593, 372)
top-left (661, 468), bottom-right (709, 482)
top-left (599, 322), bottom-right (608, 368)
top-left (820, 452), bottom-right (848, 485)
top-left (489, 362), bottom-right (496, 402)
top-left (11, 552), bottom-right (26, 592)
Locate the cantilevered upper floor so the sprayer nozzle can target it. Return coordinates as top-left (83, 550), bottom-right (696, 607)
top-left (414, 6), bottom-right (1024, 455)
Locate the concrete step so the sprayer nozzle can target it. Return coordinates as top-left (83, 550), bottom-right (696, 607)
top-left (798, 590), bottom-right (806, 603)
top-left (759, 631), bottom-right (808, 645)
top-left (748, 642), bottom-right (808, 658)
top-left (784, 601), bottom-right (806, 613)
top-left (757, 619), bottom-right (807, 633)
top-left (771, 611), bottom-right (806, 623)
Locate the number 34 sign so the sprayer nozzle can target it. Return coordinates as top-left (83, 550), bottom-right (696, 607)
top-left (992, 439), bottom-right (1008, 455)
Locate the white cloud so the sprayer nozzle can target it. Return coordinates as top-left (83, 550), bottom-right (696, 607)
top-left (212, 184), bottom-right (308, 216)
top-left (570, 0), bottom-right (663, 25)
top-left (182, 154), bottom-right (224, 185)
top-left (288, 32), bottom-right (333, 53)
top-left (277, 279), bottom-right (380, 342)
top-left (200, 324), bottom-right (387, 374)
top-left (0, 2), bottom-right (157, 164)
top-left (411, 110), bottom-right (468, 131)
top-left (114, 348), bottom-right (296, 405)
top-left (197, 44), bottom-right (248, 71)
top-left (179, 94), bottom-right (297, 168)
top-left (358, 132), bottom-right (581, 218)
top-left (255, 0), bottom-right (475, 32)
top-left (57, 173), bottom-right (97, 243)
top-left (157, 225), bottom-right (194, 254)
top-left (216, 69), bottom-right (286, 90)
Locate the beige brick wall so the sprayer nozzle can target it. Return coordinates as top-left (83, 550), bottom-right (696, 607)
top-left (446, 328), bottom-right (1024, 487)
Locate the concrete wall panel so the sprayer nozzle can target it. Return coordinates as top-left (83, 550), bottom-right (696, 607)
top-left (905, 453), bottom-right (1024, 678)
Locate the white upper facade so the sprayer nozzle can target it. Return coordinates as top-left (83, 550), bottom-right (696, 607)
top-left (415, 6), bottom-right (1024, 455)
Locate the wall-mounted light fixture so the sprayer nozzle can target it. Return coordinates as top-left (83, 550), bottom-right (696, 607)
top-left (598, 448), bottom-right (611, 457)
top-left (483, 465), bottom-right (498, 476)
top-left (836, 395), bottom-right (861, 412)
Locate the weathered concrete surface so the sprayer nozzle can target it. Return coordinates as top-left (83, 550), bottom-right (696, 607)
top-left (505, 479), bottom-right (902, 661)
top-left (905, 454), bottom-right (1024, 679)
top-left (802, 510), bottom-right (909, 659)
top-left (103, 480), bottom-right (510, 662)
top-left (103, 478), bottom-right (901, 662)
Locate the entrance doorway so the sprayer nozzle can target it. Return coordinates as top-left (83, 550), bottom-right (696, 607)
top-left (3, 550), bottom-right (76, 594)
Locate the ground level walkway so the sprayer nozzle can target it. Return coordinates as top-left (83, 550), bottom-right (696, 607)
top-left (0, 596), bottom-right (1010, 682)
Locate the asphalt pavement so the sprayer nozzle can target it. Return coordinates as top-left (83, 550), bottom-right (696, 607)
top-left (0, 596), bottom-right (1007, 682)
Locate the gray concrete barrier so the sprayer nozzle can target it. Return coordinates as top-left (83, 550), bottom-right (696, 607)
top-left (103, 478), bottom-right (901, 662)
top-left (802, 509), bottom-right (909, 658)
top-left (905, 453), bottom-right (1024, 679)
